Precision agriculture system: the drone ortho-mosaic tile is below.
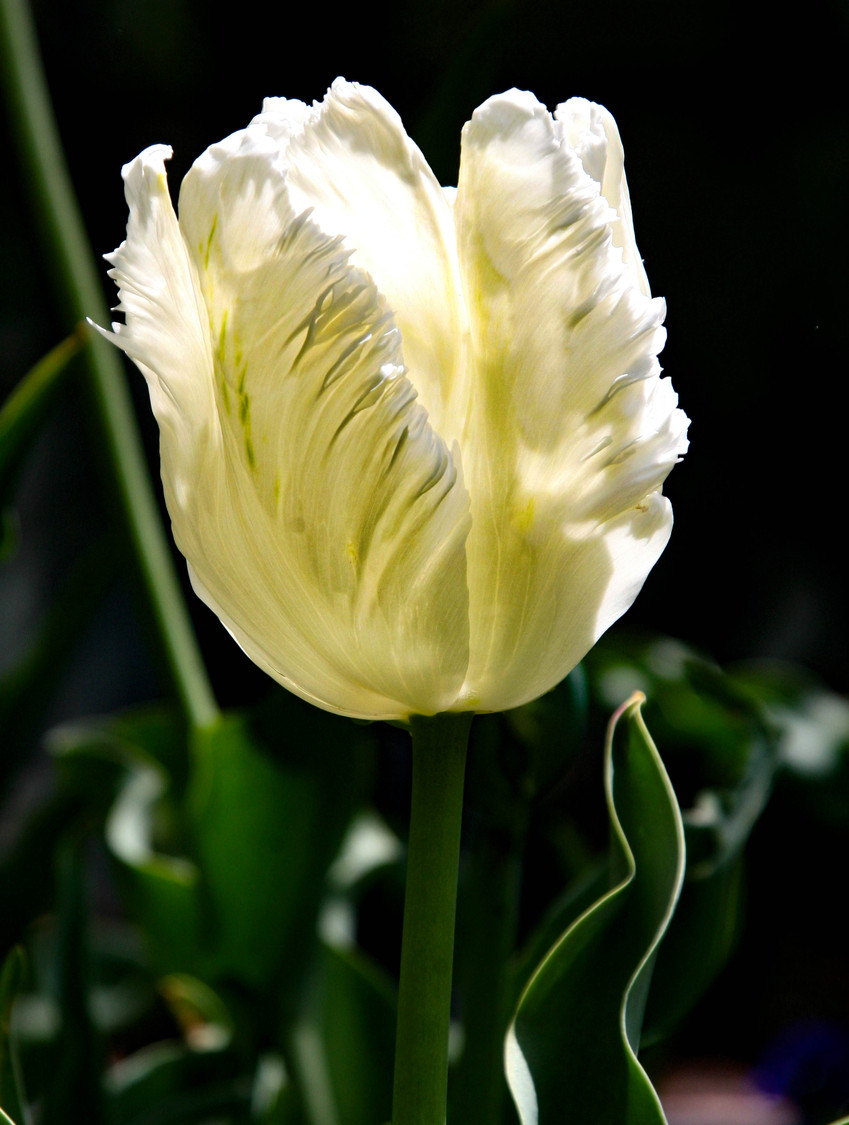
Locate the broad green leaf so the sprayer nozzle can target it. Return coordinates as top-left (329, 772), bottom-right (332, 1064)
top-left (1, 1109), bottom-right (18, 1125)
top-left (0, 948), bottom-right (29, 1125)
top-left (642, 854), bottom-right (743, 1045)
top-left (505, 693), bottom-right (685, 1125)
top-left (53, 701), bottom-right (363, 998)
top-left (104, 761), bottom-right (203, 975)
top-left (273, 816), bottom-right (400, 1123)
top-left (509, 860), bottom-right (608, 1011)
top-left (642, 729), bottom-right (774, 1043)
top-left (186, 706), bottom-right (361, 996)
top-left (280, 942), bottom-right (396, 1125)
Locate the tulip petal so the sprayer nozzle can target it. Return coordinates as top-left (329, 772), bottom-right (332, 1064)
top-left (124, 143), bottom-right (471, 718)
top-left (260, 79), bottom-right (466, 439)
top-left (178, 113), bottom-right (299, 279)
top-left (556, 97), bottom-right (651, 297)
top-left (202, 240), bottom-right (471, 716)
top-left (100, 144), bottom-right (217, 513)
top-left (454, 91), bottom-right (689, 711)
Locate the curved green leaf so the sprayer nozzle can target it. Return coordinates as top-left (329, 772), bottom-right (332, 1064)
top-left (586, 636), bottom-right (779, 1039)
top-left (0, 538), bottom-right (115, 801)
top-left (505, 692), bottom-right (685, 1125)
top-left (187, 708), bottom-right (361, 995)
top-left (0, 331), bottom-right (81, 538)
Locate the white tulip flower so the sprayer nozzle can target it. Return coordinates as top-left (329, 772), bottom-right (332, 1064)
top-left (101, 79), bottom-right (689, 721)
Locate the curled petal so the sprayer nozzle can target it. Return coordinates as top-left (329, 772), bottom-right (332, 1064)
top-left (178, 113), bottom-right (297, 279)
top-left (556, 97), bottom-right (650, 296)
top-left (98, 145), bottom-right (217, 508)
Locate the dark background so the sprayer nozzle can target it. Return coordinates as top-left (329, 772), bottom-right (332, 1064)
top-left (2, 0), bottom-right (848, 1117)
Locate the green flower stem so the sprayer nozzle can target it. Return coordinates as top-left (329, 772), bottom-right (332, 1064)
top-left (392, 712), bottom-right (472, 1125)
top-left (0, 0), bottom-right (218, 732)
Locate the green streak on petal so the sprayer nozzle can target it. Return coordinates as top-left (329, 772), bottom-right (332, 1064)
top-left (513, 496), bottom-right (535, 536)
top-left (237, 387), bottom-right (254, 470)
top-left (216, 309), bottom-right (228, 366)
top-left (213, 312), bottom-right (237, 414)
top-left (204, 212), bottom-right (218, 270)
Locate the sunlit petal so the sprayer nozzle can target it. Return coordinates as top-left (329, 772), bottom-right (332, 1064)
top-left (98, 144), bottom-right (217, 517)
top-left (274, 79), bottom-right (465, 436)
top-left (192, 216), bottom-right (471, 718)
top-left (453, 90), bottom-right (688, 710)
top-left (108, 147), bottom-right (471, 719)
top-left (556, 97), bottom-right (650, 296)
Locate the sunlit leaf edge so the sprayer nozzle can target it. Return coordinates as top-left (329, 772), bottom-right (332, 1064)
top-left (505, 691), bottom-right (686, 1125)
